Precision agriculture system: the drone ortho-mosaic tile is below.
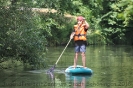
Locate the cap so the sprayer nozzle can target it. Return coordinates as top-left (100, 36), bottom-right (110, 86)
top-left (77, 16), bottom-right (85, 21)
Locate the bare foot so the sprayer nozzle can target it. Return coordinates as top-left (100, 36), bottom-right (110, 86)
top-left (73, 65), bottom-right (76, 69)
top-left (84, 67), bottom-right (87, 69)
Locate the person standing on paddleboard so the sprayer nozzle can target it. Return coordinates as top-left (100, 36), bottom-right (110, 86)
top-left (70, 16), bottom-right (89, 68)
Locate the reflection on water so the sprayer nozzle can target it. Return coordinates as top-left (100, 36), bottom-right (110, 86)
top-left (65, 73), bottom-right (92, 88)
top-left (0, 45), bottom-right (133, 88)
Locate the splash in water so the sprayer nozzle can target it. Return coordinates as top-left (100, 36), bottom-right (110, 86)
top-left (46, 65), bottom-right (55, 79)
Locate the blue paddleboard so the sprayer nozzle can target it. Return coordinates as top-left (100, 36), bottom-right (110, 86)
top-left (65, 65), bottom-right (93, 75)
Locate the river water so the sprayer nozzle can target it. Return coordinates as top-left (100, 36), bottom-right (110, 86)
top-left (0, 45), bottom-right (133, 88)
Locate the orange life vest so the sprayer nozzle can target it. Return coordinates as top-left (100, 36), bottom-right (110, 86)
top-left (73, 24), bottom-right (87, 41)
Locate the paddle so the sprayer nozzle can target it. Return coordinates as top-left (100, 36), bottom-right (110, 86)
top-left (47, 34), bottom-right (74, 73)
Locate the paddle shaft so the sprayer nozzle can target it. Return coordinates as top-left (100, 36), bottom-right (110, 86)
top-left (55, 38), bottom-right (71, 65)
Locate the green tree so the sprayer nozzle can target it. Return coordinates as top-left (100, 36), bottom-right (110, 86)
top-left (100, 0), bottom-right (133, 44)
top-left (0, 0), bottom-right (51, 69)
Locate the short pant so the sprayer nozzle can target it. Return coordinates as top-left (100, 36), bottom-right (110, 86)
top-left (75, 44), bottom-right (86, 53)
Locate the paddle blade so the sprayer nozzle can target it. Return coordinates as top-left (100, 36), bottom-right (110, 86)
top-left (47, 64), bottom-right (56, 73)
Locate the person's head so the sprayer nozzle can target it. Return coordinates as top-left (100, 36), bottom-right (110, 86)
top-left (77, 16), bottom-right (85, 25)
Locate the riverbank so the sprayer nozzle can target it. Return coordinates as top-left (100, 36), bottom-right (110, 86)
top-left (0, 58), bottom-right (34, 71)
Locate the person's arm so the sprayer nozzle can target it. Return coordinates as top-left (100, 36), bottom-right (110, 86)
top-left (84, 20), bottom-right (89, 29)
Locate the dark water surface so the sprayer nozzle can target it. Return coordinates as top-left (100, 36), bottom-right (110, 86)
top-left (0, 45), bottom-right (133, 88)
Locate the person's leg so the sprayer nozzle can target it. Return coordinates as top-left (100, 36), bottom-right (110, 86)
top-left (80, 44), bottom-right (86, 68)
top-left (74, 52), bottom-right (78, 68)
top-left (81, 52), bottom-right (86, 68)
top-left (74, 45), bottom-right (80, 68)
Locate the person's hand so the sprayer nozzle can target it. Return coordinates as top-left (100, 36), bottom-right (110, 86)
top-left (82, 20), bottom-right (89, 29)
top-left (80, 18), bottom-right (85, 25)
top-left (82, 24), bottom-right (86, 27)
top-left (82, 18), bottom-right (85, 23)
top-left (70, 32), bottom-right (75, 39)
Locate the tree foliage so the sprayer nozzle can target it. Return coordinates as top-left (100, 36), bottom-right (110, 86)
top-left (77, 0), bottom-right (133, 44)
top-left (0, 0), bottom-right (49, 69)
top-left (101, 0), bottom-right (133, 44)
